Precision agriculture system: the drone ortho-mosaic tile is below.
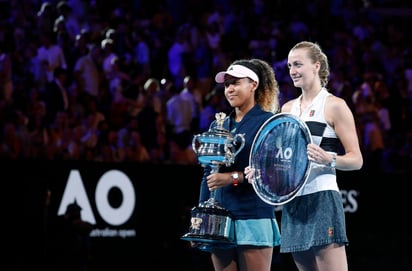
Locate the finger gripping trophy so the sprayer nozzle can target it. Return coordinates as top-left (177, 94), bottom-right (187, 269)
top-left (181, 112), bottom-right (245, 249)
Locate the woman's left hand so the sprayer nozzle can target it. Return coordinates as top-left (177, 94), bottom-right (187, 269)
top-left (307, 143), bottom-right (328, 165)
top-left (244, 166), bottom-right (256, 184)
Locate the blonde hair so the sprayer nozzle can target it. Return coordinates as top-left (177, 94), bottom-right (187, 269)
top-left (143, 78), bottom-right (160, 93)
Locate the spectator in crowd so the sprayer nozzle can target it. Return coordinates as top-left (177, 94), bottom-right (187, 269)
top-left (73, 44), bottom-right (102, 101)
top-left (36, 31), bottom-right (68, 93)
top-left (179, 75), bottom-right (201, 134)
top-left (51, 201), bottom-right (93, 271)
top-left (198, 87), bottom-right (229, 132)
top-left (166, 84), bottom-right (193, 152)
top-left (0, 42), bottom-right (14, 103)
top-left (43, 67), bottom-right (70, 127)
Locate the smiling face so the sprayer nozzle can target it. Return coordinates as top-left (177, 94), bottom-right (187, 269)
top-left (287, 48), bottom-right (320, 90)
top-left (223, 76), bottom-right (257, 109)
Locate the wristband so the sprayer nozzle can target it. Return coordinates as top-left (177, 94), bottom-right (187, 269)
top-left (329, 153), bottom-right (337, 168)
top-left (231, 172), bottom-right (239, 186)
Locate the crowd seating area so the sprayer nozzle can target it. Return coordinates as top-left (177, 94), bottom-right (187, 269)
top-left (0, 0), bottom-right (411, 173)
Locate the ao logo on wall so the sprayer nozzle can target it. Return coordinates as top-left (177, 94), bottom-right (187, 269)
top-left (57, 169), bottom-right (137, 238)
top-left (56, 168), bottom-right (360, 238)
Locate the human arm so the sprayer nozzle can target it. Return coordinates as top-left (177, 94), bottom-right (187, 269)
top-left (205, 170), bottom-right (246, 191)
top-left (324, 95), bottom-right (363, 170)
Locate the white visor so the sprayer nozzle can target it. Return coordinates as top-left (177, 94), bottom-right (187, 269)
top-left (215, 64), bottom-right (259, 84)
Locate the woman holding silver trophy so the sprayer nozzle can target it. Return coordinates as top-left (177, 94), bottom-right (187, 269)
top-left (196, 58), bottom-right (282, 271)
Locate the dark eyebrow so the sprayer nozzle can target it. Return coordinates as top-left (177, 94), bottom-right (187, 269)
top-left (224, 77), bottom-right (245, 87)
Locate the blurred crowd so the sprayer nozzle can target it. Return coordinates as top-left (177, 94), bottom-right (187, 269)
top-left (0, 0), bottom-right (411, 173)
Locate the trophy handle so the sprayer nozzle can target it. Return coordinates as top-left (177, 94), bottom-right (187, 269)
top-left (192, 135), bottom-right (200, 155)
top-left (223, 133), bottom-right (245, 166)
top-left (232, 133), bottom-right (245, 158)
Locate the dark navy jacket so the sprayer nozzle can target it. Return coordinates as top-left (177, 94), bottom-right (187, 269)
top-left (198, 104), bottom-right (276, 219)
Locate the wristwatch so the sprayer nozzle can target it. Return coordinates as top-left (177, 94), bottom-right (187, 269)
top-left (329, 153), bottom-right (337, 168)
top-left (231, 172), bottom-right (239, 186)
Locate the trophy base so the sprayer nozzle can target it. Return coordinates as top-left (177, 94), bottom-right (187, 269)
top-left (181, 233), bottom-right (235, 250)
top-left (181, 201), bottom-right (235, 250)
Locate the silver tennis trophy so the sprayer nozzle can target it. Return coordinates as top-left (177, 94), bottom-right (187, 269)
top-left (181, 112), bottom-right (245, 249)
